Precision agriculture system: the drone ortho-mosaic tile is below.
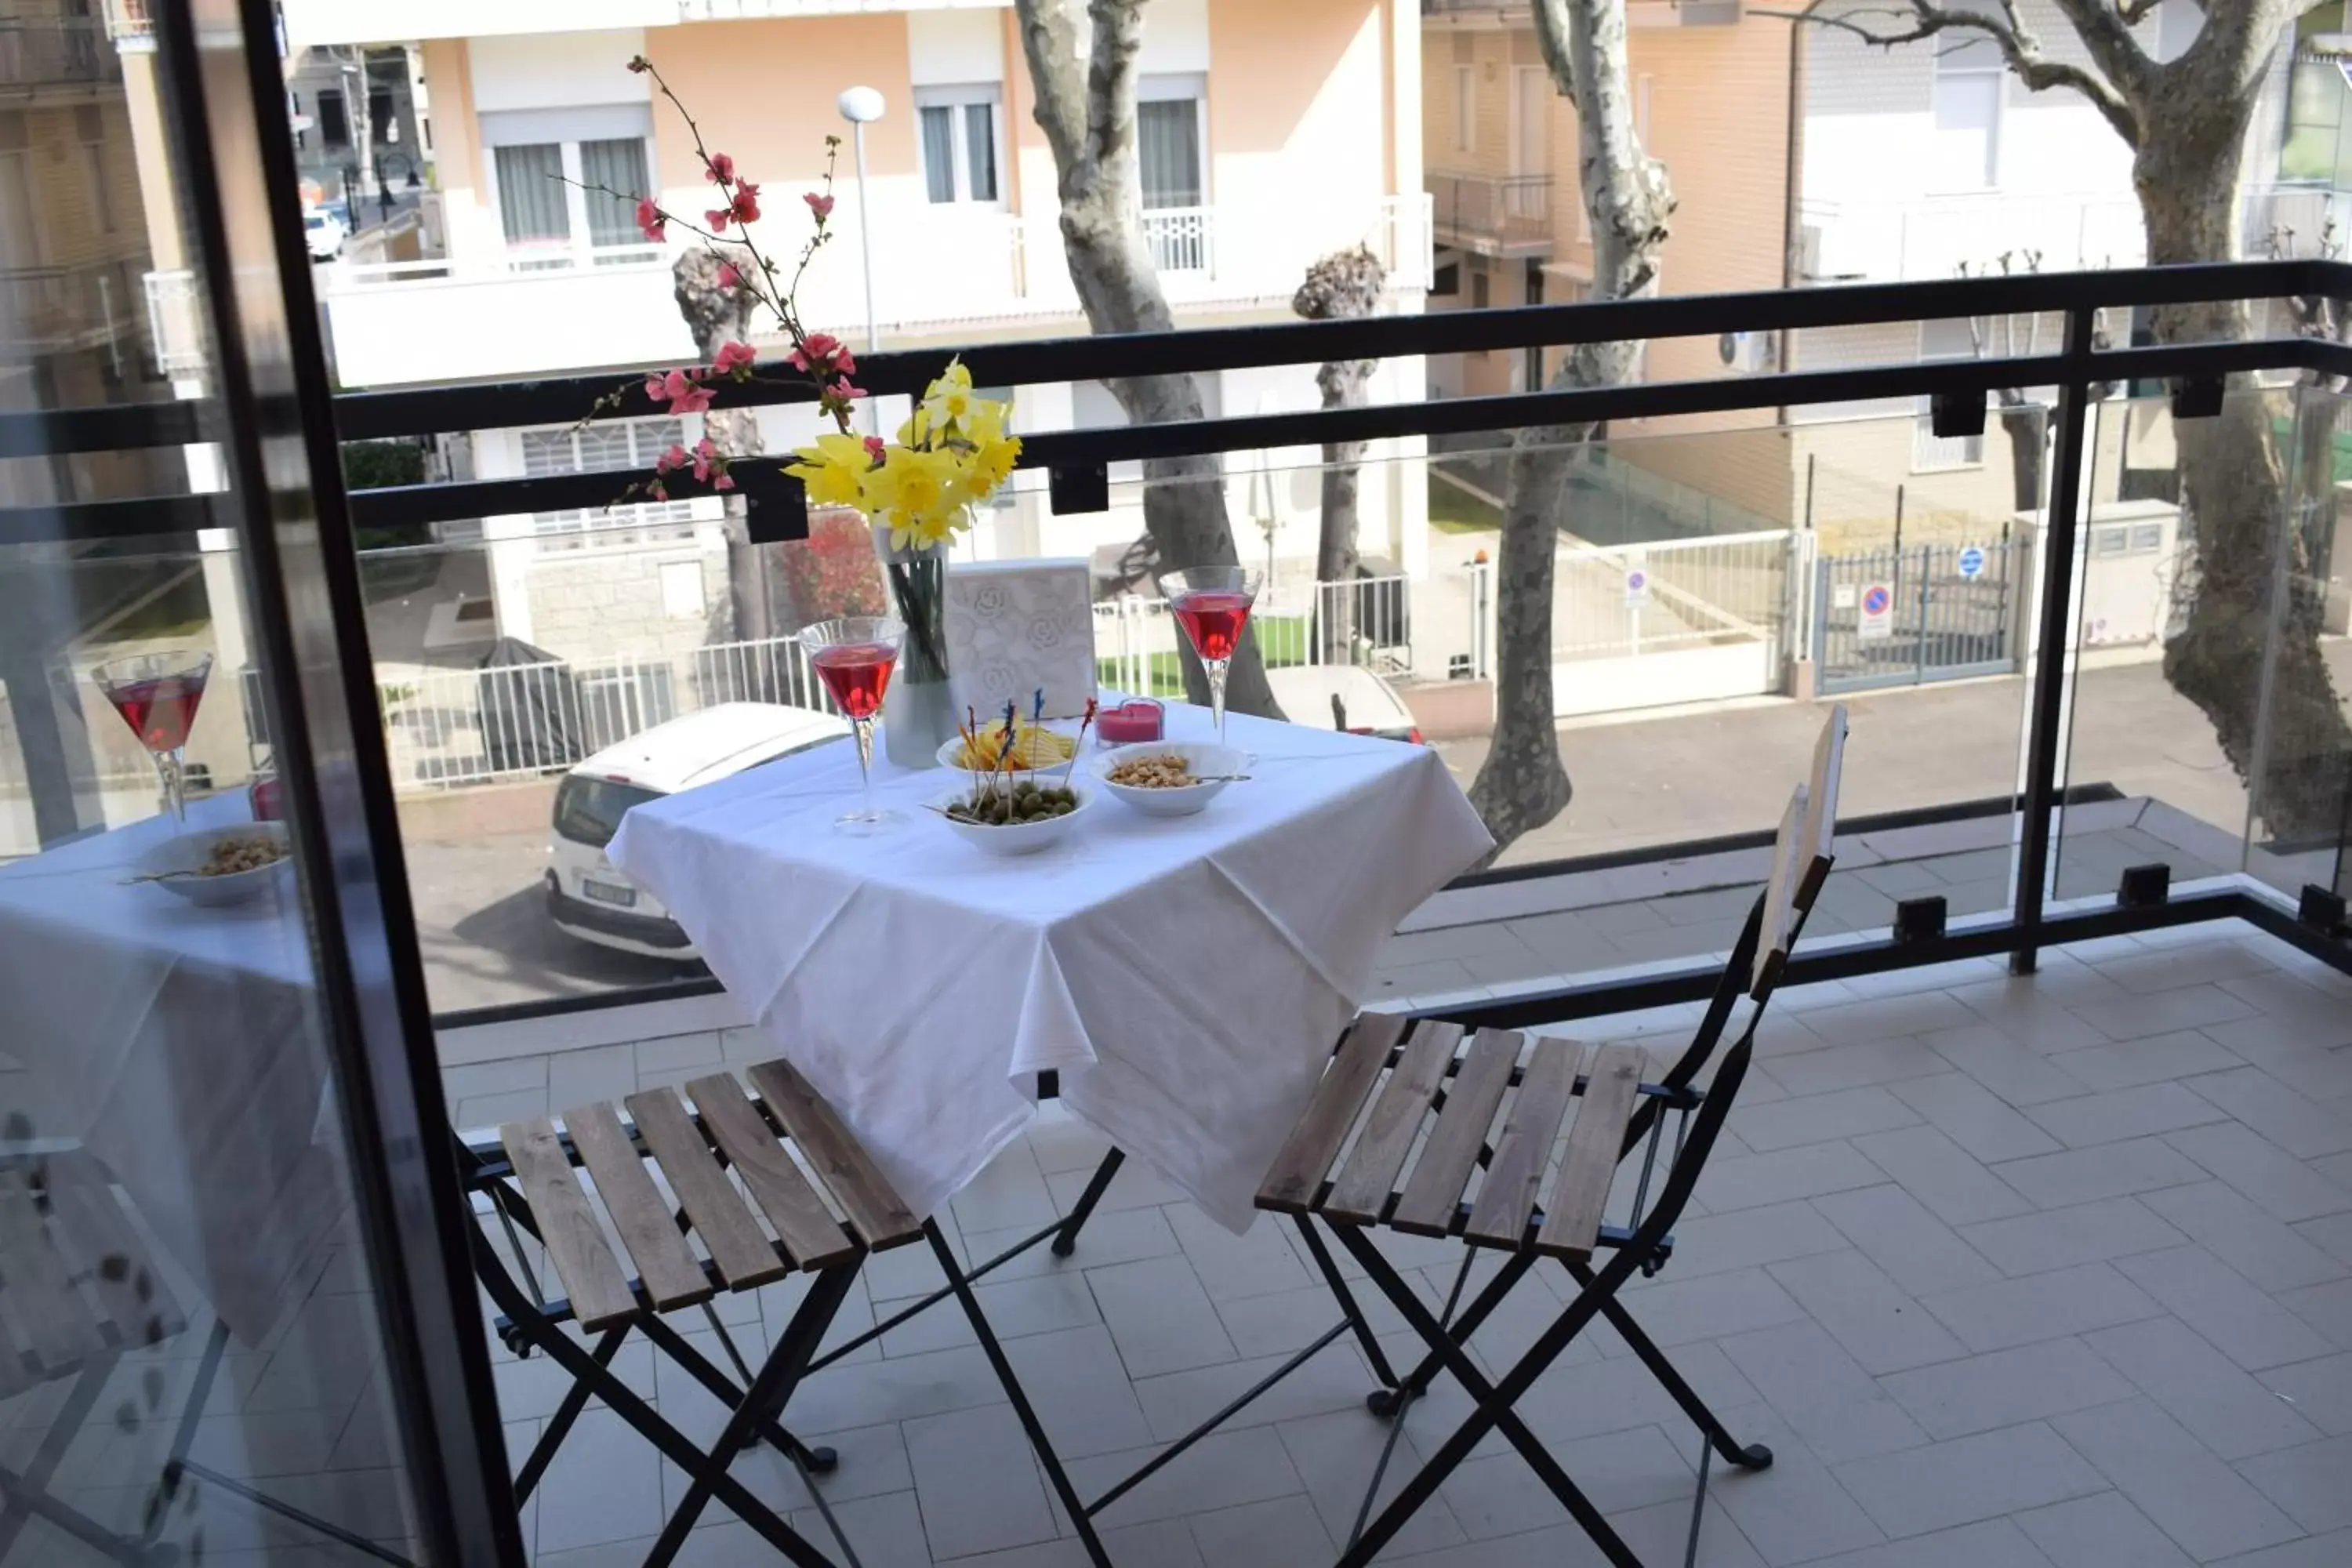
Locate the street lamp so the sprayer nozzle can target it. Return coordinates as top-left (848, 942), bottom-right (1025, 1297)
top-left (836, 85), bottom-right (884, 358)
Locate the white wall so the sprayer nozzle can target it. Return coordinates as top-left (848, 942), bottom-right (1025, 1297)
top-left (469, 30), bottom-right (652, 114)
top-left (1801, 0), bottom-right (2138, 260)
top-left (907, 9), bottom-right (1004, 85)
top-left (283, 0), bottom-right (670, 49)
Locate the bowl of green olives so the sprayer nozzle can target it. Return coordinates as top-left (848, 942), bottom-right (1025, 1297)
top-left (935, 779), bottom-right (1094, 856)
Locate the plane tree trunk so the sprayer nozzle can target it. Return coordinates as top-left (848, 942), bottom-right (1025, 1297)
top-left (1012, 0), bottom-right (1276, 716)
top-left (1471, 0), bottom-right (1675, 862)
top-left (1294, 245), bottom-right (1386, 662)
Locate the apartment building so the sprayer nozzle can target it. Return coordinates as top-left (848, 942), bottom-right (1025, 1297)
top-left (260, 0), bottom-right (1432, 692)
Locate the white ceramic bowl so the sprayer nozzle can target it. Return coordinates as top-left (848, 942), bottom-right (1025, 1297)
top-left (1091, 742), bottom-right (1249, 818)
top-left (935, 723), bottom-right (1081, 772)
top-left (132, 822), bottom-right (292, 907)
top-left (932, 782), bottom-right (1095, 857)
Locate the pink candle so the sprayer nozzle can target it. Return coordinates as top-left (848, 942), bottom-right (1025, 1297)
top-left (1097, 699), bottom-right (1163, 744)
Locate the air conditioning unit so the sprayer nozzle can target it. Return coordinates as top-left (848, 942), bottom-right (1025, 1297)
top-left (1717, 329), bottom-right (1773, 374)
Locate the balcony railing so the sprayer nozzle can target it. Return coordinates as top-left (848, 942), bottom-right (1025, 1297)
top-left (1799, 190), bottom-right (2147, 283)
top-left (10, 258), bottom-right (2352, 1032)
top-left (0, 18), bottom-right (118, 90)
top-left (0, 263), bottom-right (139, 354)
top-left (1429, 171), bottom-right (1554, 259)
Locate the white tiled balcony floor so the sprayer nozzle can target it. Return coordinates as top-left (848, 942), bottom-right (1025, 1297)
top-left (460, 922), bottom-right (2352, 1567)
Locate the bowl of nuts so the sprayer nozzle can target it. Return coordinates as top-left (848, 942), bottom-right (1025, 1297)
top-left (1091, 742), bottom-right (1249, 818)
top-left (935, 777), bottom-right (1095, 857)
top-left (131, 822), bottom-right (292, 906)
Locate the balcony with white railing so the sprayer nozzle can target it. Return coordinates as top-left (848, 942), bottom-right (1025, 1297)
top-left (1800, 191), bottom-right (2147, 284)
top-left (315, 195), bottom-right (1432, 389)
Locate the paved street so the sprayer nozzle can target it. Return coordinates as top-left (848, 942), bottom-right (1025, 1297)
top-left (1438, 655), bottom-right (2278, 869)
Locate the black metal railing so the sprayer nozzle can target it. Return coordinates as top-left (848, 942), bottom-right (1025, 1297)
top-left (5, 257), bottom-right (2351, 1028)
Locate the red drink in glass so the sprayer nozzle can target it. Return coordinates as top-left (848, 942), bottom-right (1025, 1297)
top-left (103, 672), bottom-right (209, 751)
top-left (797, 616), bottom-right (906, 835)
top-left (93, 649), bottom-right (215, 827)
top-left (1170, 591), bottom-right (1254, 663)
top-left (811, 642), bottom-right (896, 721)
top-left (1156, 567), bottom-right (1263, 744)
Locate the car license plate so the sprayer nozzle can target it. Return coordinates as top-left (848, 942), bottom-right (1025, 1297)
top-left (580, 879), bottom-right (637, 909)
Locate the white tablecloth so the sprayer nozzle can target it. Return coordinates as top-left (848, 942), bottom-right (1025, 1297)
top-left (611, 702), bottom-right (1493, 1231)
top-left (0, 797), bottom-right (345, 1340)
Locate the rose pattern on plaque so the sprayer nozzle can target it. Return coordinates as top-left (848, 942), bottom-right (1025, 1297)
top-left (945, 559), bottom-right (1098, 720)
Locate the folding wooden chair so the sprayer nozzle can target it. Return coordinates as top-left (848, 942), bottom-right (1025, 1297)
top-left (463, 1056), bottom-right (1116, 1568)
top-left (1334, 703), bottom-right (1848, 1429)
top-left (1251, 708), bottom-right (1846, 1566)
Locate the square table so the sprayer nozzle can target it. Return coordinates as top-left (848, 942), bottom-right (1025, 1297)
top-left (0, 796), bottom-right (346, 1341)
top-left (609, 700), bottom-right (1494, 1232)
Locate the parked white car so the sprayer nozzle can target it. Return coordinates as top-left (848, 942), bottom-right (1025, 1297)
top-left (546, 702), bottom-right (848, 960)
top-left (1266, 666), bottom-right (1424, 744)
top-left (303, 209), bottom-right (346, 261)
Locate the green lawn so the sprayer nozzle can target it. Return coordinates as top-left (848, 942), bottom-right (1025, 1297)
top-left (1098, 615), bottom-right (1310, 696)
top-left (1428, 470), bottom-right (1503, 535)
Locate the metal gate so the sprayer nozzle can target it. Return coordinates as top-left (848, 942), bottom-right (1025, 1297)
top-left (1814, 537), bottom-right (2023, 694)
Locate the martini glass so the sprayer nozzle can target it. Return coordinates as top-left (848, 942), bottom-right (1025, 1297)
top-left (1157, 566), bottom-right (1262, 745)
top-left (800, 616), bottom-right (905, 835)
top-left (93, 650), bottom-right (213, 827)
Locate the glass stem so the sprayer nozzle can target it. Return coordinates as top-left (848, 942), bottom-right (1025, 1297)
top-left (158, 747), bottom-right (188, 826)
top-left (1207, 658), bottom-right (1231, 744)
top-left (853, 717), bottom-right (877, 818)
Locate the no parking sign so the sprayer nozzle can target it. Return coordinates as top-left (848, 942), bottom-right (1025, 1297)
top-left (1858, 582), bottom-right (1894, 641)
top-left (1958, 544), bottom-right (1987, 580)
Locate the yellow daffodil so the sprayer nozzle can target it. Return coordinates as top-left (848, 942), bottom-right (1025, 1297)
top-left (921, 359), bottom-right (977, 430)
top-left (812, 363), bottom-right (1016, 548)
top-left (866, 444), bottom-right (966, 551)
top-left (784, 432), bottom-right (873, 509)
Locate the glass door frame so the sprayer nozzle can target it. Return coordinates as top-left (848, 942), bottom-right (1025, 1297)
top-left (152, 0), bottom-right (525, 1559)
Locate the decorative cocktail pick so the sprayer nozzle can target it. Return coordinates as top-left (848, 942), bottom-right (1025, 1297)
top-left (1062, 696), bottom-right (1099, 787)
top-left (1031, 686), bottom-right (1047, 783)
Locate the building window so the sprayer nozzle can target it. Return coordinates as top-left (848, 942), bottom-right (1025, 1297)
top-left (1929, 6), bottom-right (2002, 189)
top-left (579, 137), bottom-right (652, 251)
top-left (1914, 317), bottom-right (1986, 470)
top-left (494, 143), bottom-right (568, 252)
top-left (520, 416), bottom-right (698, 548)
top-left (1454, 65), bottom-right (1475, 153)
top-left (318, 89), bottom-right (349, 148)
top-left (915, 85), bottom-right (1001, 205)
top-left (1138, 74), bottom-right (1207, 270)
top-left (75, 106), bottom-right (112, 234)
top-left (490, 135), bottom-right (652, 262)
top-left (369, 90), bottom-right (393, 142)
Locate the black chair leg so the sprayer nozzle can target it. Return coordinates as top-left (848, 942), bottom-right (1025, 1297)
top-left (1327, 1223), bottom-right (1646, 1568)
top-left (641, 1262), bottom-right (860, 1568)
top-left (1566, 1261), bottom-right (1773, 1472)
top-left (1051, 1148), bottom-right (1125, 1258)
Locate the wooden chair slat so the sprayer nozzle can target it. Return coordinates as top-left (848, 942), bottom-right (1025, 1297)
top-left (746, 1059), bottom-right (921, 1250)
top-left (41, 1150), bottom-right (180, 1351)
top-left (1795, 705), bottom-right (1847, 913)
top-left (686, 1074), bottom-right (858, 1272)
top-left (1464, 1040), bottom-right (1587, 1247)
top-left (623, 1087), bottom-right (789, 1290)
top-left (0, 1168), bottom-right (106, 1372)
top-left (562, 1102), bottom-right (713, 1314)
top-left (1538, 1045), bottom-right (1649, 1262)
top-left (499, 1119), bottom-right (639, 1333)
top-left (1749, 782), bottom-right (1809, 1000)
top-left (1258, 1012), bottom-right (1410, 1214)
top-left (1389, 1028), bottom-right (1519, 1236)
top-left (1323, 1021), bottom-right (1465, 1225)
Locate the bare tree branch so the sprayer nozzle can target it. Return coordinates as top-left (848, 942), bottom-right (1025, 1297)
top-left (1757, 1), bottom-right (2143, 144)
